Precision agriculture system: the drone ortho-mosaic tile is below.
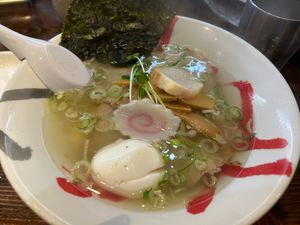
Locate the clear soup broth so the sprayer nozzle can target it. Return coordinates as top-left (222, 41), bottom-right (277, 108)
top-left (43, 44), bottom-right (250, 210)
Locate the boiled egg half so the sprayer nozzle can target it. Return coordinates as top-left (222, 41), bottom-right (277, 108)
top-left (91, 139), bottom-right (165, 198)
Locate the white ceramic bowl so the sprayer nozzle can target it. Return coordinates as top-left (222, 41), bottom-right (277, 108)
top-left (0, 16), bottom-right (299, 225)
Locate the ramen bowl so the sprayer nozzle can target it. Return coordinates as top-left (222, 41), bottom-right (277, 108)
top-left (0, 16), bottom-right (299, 225)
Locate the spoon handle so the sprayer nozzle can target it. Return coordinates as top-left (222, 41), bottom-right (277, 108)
top-left (0, 24), bottom-right (44, 60)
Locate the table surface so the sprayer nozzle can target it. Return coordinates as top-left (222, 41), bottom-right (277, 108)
top-left (0, 0), bottom-right (299, 224)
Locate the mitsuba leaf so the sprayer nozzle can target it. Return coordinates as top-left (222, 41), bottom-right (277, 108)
top-left (61, 0), bottom-right (175, 64)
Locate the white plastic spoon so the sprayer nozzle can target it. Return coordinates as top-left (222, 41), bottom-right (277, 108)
top-left (0, 24), bottom-right (90, 91)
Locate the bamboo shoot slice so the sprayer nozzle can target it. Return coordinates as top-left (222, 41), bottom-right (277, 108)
top-left (153, 87), bottom-right (178, 102)
top-left (112, 80), bottom-right (131, 86)
top-left (174, 111), bottom-right (225, 143)
top-left (180, 94), bottom-right (215, 110)
top-left (165, 102), bottom-right (192, 113)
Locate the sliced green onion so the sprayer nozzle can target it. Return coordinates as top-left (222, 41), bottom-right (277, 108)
top-left (78, 113), bottom-right (97, 134)
top-left (168, 139), bottom-right (182, 148)
top-left (49, 92), bottom-right (68, 111)
top-left (153, 190), bottom-right (167, 208)
top-left (186, 130), bottom-right (197, 137)
top-left (203, 112), bottom-right (213, 119)
top-left (92, 69), bottom-right (107, 81)
top-left (242, 131), bottom-right (256, 141)
top-left (158, 172), bottom-right (169, 188)
top-left (176, 149), bottom-right (186, 159)
top-left (194, 159), bottom-right (207, 171)
top-left (168, 138), bottom-right (194, 149)
top-left (161, 150), bottom-right (170, 164)
top-left (246, 118), bottom-right (253, 135)
top-left (71, 177), bottom-right (82, 184)
top-left (178, 137), bottom-right (198, 148)
top-left (168, 168), bottom-right (177, 175)
top-left (89, 88), bottom-right (106, 103)
top-left (222, 123), bottom-right (238, 141)
top-left (64, 107), bottom-right (79, 121)
top-left (153, 197), bottom-right (166, 208)
top-left (179, 173), bottom-right (186, 183)
top-left (226, 106), bottom-right (242, 121)
top-left (54, 91), bottom-right (65, 100)
top-left (57, 101), bottom-right (68, 111)
top-left (199, 138), bottom-right (219, 154)
top-left (167, 187), bottom-right (177, 200)
top-left (95, 118), bottom-right (114, 132)
top-left (153, 141), bottom-right (168, 151)
top-left (231, 137), bottom-right (249, 151)
top-left (202, 174), bottom-right (217, 187)
top-left (96, 103), bottom-right (113, 117)
top-left (214, 100), bottom-right (226, 112)
top-left (170, 173), bottom-right (181, 186)
top-left (195, 149), bottom-right (208, 161)
top-left (212, 85), bottom-right (224, 99)
top-left (177, 122), bottom-right (187, 136)
top-left (214, 134), bottom-right (227, 145)
top-left (174, 187), bottom-right (186, 194)
top-left (178, 160), bottom-right (195, 173)
top-left (107, 85), bottom-right (123, 98)
top-left (71, 160), bottom-right (91, 181)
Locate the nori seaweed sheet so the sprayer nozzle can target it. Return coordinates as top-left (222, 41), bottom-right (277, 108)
top-left (60, 0), bottom-right (175, 64)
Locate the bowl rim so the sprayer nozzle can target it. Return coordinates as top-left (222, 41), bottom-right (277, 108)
top-left (0, 15), bottom-right (299, 225)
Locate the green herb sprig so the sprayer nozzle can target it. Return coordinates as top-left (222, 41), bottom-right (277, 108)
top-left (129, 56), bottom-right (164, 105)
top-left (143, 188), bottom-right (152, 200)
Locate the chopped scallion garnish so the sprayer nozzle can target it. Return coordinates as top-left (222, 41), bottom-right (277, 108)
top-left (89, 88), bottom-right (106, 103)
top-left (194, 159), bottom-right (207, 171)
top-left (226, 106), bottom-right (242, 121)
top-left (65, 107), bottom-right (79, 121)
top-left (107, 85), bottom-right (123, 98)
top-left (95, 118), bottom-right (114, 132)
top-left (92, 69), bottom-right (107, 81)
top-left (199, 138), bottom-right (219, 154)
top-left (128, 56), bottom-right (164, 105)
top-left (78, 113), bottom-right (97, 134)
